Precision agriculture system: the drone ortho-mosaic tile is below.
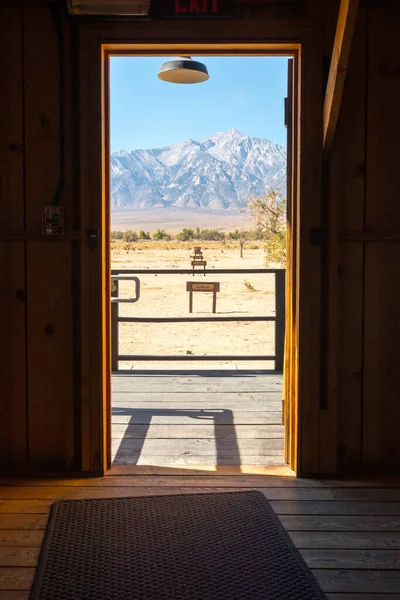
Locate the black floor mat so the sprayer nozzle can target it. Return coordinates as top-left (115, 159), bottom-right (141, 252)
top-left (30, 491), bottom-right (326, 600)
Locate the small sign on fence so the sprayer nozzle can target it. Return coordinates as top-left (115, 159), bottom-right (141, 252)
top-left (187, 281), bottom-right (220, 313)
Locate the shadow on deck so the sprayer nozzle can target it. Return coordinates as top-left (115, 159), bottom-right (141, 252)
top-left (112, 370), bottom-right (285, 468)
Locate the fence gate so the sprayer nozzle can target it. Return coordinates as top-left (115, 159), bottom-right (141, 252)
top-left (111, 268), bottom-right (285, 372)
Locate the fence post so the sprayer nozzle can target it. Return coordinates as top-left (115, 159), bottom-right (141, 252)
top-left (275, 270), bottom-right (286, 372)
top-left (111, 278), bottom-right (119, 372)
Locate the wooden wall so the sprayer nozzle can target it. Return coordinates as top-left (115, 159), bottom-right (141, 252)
top-left (0, 5), bottom-right (77, 472)
top-left (328, 1), bottom-right (400, 474)
top-left (0, 0), bottom-right (399, 476)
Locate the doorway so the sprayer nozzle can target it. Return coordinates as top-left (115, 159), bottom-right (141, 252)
top-left (102, 48), bottom-right (298, 473)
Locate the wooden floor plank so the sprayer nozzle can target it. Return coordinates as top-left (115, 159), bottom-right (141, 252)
top-left (112, 412), bottom-right (285, 425)
top-left (4, 476), bottom-right (397, 489)
top-left (112, 379), bottom-right (283, 393)
top-left (112, 401), bottom-right (283, 410)
top-left (106, 465), bottom-right (397, 479)
top-left (111, 424), bottom-right (285, 439)
top-left (331, 488), bottom-right (400, 500)
top-left (0, 501), bottom-right (53, 514)
top-left (0, 486), bottom-right (339, 501)
top-left (269, 501), bottom-right (400, 515)
top-left (290, 531), bottom-right (400, 549)
top-left (0, 592), bottom-right (30, 600)
top-left (315, 570), bottom-right (400, 593)
top-left (281, 515), bottom-right (400, 531)
top-left (2, 485), bottom-right (400, 502)
top-left (0, 532), bottom-right (44, 548)
top-left (112, 386), bottom-right (281, 394)
top-left (112, 389), bottom-right (282, 397)
top-left (0, 548), bottom-right (39, 568)
top-left (0, 569), bottom-right (34, 591)
top-left (111, 438), bottom-right (285, 455)
top-left (0, 516), bottom-right (47, 531)
top-left (112, 455), bottom-right (287, 466)
top-left (0, 503), bottom-right (52, 515)
top-left (302, 548), bottom-right (400, 569)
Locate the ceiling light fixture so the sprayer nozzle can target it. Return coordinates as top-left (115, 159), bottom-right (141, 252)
top-left (158, 57), bottom-right (210, 84)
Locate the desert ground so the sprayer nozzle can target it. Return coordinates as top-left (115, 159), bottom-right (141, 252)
top-left (111, 207), bottom-right (252, 234)
top-left (111, 240), bottom-right (281, 371)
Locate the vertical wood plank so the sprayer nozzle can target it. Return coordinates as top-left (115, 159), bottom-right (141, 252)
top-left (289, 55), bottom-right (300, 473)
top-left (62, 10), bottom-right (76, 469)
top-left (0, 8), bottom-right (27, 468)
top-left (79, 26), bottom-right (104, 473)
top-left (318, 0), bottom-right (341, 475)
top-left (297, 27), bottom-right (324, 476)
top-left (78, 26), bottom-right (92, 472)
top-left (363, 3), bottom-right (400, 471)
top-left (364, 245), bottom-right (400, 470)
top-left (331, 8), bottom-right (367, 473)
top-left (0, 8), bottom-right (24, 231)
top-left (283, 57), bottom-right (293, 458)
top-left (23, 7), bottom-right (74, 466)
top-left (101, 47), bottom-right (112, 471)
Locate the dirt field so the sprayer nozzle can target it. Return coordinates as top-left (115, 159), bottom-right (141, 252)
top-left (111, 208), bottom-right (252, 234)
top-left (111, 241), bottom-right (281, 370)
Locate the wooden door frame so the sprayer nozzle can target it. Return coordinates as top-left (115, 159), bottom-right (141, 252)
top-left (79, 22), bottom-right (324, 477)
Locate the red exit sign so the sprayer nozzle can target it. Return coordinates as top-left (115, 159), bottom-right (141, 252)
top-left (151, 0), bottom-right (231, 18)
top-left (175, 0), bottom-right (219, 13)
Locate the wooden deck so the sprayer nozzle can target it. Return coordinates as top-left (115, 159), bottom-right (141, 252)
top-left (0, 472), bottom-right (400, 598)
top-left (112, 371), bottom-right (285, 467)
top-left (1, 372), bottom-right (398, 598)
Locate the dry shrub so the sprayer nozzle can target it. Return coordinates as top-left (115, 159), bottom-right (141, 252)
top-left (243, 280), bottom-right (256, 292)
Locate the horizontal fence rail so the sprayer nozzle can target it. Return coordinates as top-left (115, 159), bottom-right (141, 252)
top-left (111, 269), bottom-right (285, 372)
top-left (112, 268), bottom-right (280, 275)
top-left (118, 316), bottom-right (276, 323)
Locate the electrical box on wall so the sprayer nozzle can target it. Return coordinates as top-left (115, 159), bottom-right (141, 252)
top-left (42, 206), bottom-right (65, 236)
top-left (67, 0), bottom-right (151, 15)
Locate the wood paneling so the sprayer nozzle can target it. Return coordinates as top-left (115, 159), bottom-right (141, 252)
top-left (0, 0), bottom-right (400, 477)
top-left (23, 8), bottom-right (74, 466)
top-left (0, 8), bottom-right (27, 467)
top-left (79, 26), bottom-right (105, 473)
top-left (363, 244), bottom-right (400, 469)
top-left (297, 30), bottom-right (324, 476)
top-left (362, 4), bottom-right (400, 471)
top-left (328, 1), bottom-right (400, 474)
top-left (330, 7), bottom-right (367, 473)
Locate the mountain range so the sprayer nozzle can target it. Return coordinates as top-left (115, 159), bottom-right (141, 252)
top-left (111, 129), bottom-right (286, 213)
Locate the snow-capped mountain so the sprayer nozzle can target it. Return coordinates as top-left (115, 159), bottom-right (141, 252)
top-left (111, 129), bottom-right (286, 211)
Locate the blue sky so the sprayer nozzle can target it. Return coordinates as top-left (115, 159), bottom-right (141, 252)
top-left (110, 56), bottom-right (289, 152)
